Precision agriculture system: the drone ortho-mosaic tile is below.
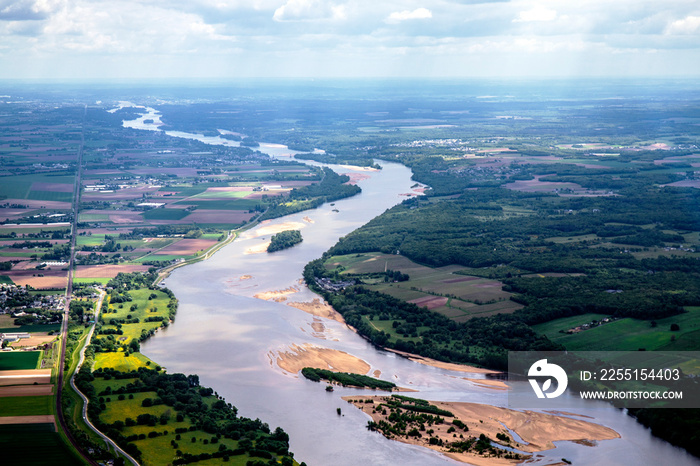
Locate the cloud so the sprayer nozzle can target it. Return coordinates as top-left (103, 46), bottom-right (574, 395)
top-left (666, 15), bottom-right (700, 34)
top-left (0, 0), bottom-right (60, 21)
top-left (513, 5), bottom-right (557, 23)
top-left (273, 0), bottom-right (346, 22)
top-left (385, 7), bottom-right (432, 24)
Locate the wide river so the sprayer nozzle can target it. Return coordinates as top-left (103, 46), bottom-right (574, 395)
top-left (122, 107), bottom-right (699, 466)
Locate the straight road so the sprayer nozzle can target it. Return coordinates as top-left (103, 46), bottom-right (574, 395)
top-left (54, 105), bottom-right (100, 466)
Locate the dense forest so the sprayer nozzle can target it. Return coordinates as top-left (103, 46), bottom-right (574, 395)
top-left (260, 167), bottom-right (361, 220)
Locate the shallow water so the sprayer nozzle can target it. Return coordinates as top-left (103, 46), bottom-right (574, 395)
top-left (124, 108), bottom-right (699, 466)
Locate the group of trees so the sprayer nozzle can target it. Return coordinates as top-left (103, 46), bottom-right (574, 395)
top-left (267, 230), bottom-right (302, 253)
top-left (260, 167), bottom-right (361, 220)
top-left (301, 367), bottom-right (397, 391)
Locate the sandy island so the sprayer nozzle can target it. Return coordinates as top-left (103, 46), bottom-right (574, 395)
top-left (244, 241), bottom-right (271, 255)
top-left (271, 343), bottom-right (371, 375)
top-left (345, 396), bottom-right (619, 466)
top-left (386, 349), bottom-right (500, 375)
top-left (464, 378), bottom-right (509, 391)
top-left (249, 221), bottom-right (306, 239)
top-left (286, 298), bottom-right (345, 323)
top-left (253, 286), bottom-right (300, 302)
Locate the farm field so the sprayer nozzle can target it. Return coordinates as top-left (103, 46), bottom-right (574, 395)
top-left (0, 395), bottom-right (53, 416)
top-left (96, 287), bottom-right (173, 346)
top-left (92, 351), bottom-right (155, 372)
top-left (325, 252), bottom-right (522, 321)
top-left (0, 351), bottom-right (41, 370)
top-left (534, 307), bottom-right (700, 352)
top-left (0, 425), bottom-right (80, 466)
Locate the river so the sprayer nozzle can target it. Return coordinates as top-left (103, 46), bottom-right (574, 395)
top-left (121, 107), bottom-right (699, 466)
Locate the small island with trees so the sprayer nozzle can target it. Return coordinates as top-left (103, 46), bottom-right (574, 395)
top-left (268, 230), bottom-right (303, 253)
top-left (301, 367), bottom-right (397, 391)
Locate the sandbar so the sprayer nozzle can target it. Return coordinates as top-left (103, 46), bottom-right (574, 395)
top-left (345, 396), bottom-right (619, 465)
top-left (286, 298), bottom-right (345, 323)
top-left (272, 343), bottom-right (371, 375)
top-left (254, 286), bottom-right (300, 301)
top-left (244, 241), bottom-right (271, 255)
top-left (247, 221), bottom-right (306, 239)
top-left (464, 378), bottom-right (509, 391)
top-left (386, 349), bottom-right (500, 374)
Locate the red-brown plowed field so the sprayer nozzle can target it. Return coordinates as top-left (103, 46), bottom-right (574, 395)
top-left (153, 239), bottom-right (217, 255)
top-left (409, 296), bottom-right (449, 310)
top-left (183, 210), bottom-right (255, 224)
top-left (74, 264), bottom-right (151, 278)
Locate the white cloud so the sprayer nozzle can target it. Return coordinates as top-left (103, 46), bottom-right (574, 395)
top-left (385, 7), bottom-right (432, 24)
top-left (665, 15), bottom-right (700, 34)
top-left (513, 5), bottom-right (557, 23)
top-left (273, 0), bottom-right (346, 22)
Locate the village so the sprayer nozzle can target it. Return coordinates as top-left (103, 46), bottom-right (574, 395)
top-left (0, 283), bottom-right (64, 350)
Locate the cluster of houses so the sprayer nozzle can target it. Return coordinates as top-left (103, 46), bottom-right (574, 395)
top-left (314, 277), bottom-right (355, 292)
top-left (563, 316), bottom-right (617, 334)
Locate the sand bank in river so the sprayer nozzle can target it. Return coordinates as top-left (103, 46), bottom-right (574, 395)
top-left (254, 286), bottom-right (300, 301)
top-left (345, 396), bottom-right (619, 466)
top-left (272, 343), bottom-right (371, 375)
top-left (248, 221), bottom-right (306, 239)
top-left (286, 298), bottom-right (345, 323)
top-left (464, 378), bottom-right (509, 390)
top-left (386, 349), bottom-right (500, 375)
top-left (244, 241), bottom-right (270, 255)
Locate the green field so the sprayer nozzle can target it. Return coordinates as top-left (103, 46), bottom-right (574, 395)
top-left (0, 395), bottom-right (53, 416)
top-left (0, 324), bottom-right (61, 334)
top-left (97, 288), bottom-right (172, 346)
top-left (159, 186), bottom-right (208, 196)
top-left (73, 277), bottom-right (111, 285)
top-left (76, 234), bottom-right (105, 247)
top-left (0, 350), bottom-right (41, 370)
top-left (0, 174), bottom-right (73, 199)
top-left (534, 307), bottom-right (700, 352)
top-left (142, 209), bottom-right (190, 220)
top-left (0, 275), bottom-right (13, 284)
top-left (26, 190), bottom-right (73, 202)
top-left (93, 351), bottom-right (155, 372)
top-left (0, 225), bottom-right (69, 235)
top-left (0, 425), bottom-right (81, 466)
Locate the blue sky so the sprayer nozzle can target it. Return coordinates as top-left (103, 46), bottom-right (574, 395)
top-left (1, 0), bottom-right (699, 79)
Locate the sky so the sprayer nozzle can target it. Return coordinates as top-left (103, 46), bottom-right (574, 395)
top-left (0, 0), bottom-right (699, 79)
